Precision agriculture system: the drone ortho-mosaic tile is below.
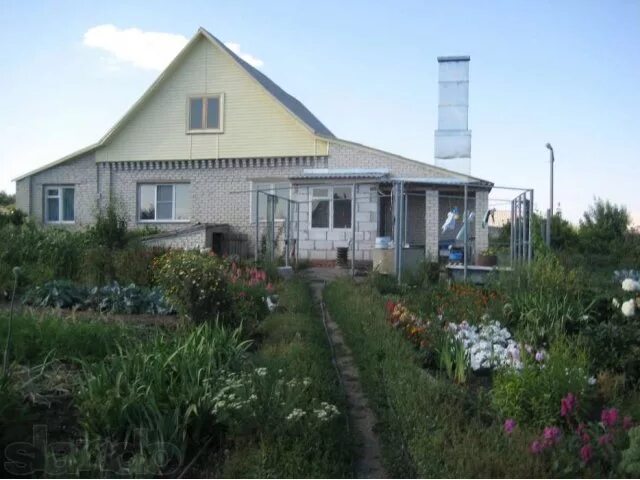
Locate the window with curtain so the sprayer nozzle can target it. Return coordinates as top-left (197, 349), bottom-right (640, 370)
top-left (45, 186), bottom-right (74, 223)
top-left (138, 184), bottom-right (191, 222)
top-left (188, 95), bottom-right (223, 131)
top-left (310, 186), bottom-right (352, 229)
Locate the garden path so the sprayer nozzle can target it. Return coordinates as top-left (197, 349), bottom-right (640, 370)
top-left (304, 268), bottom-right (387, 479)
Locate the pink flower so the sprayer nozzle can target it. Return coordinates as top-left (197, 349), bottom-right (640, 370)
top-left (503, 418), bottom-right (517, 435)
top-left (624, 416), bottom-right (634, 431)
top-left (561, 393), bottom-right (577, 417)
top-left (580, 444), bottom-right (593, 464)
top-left (543, 426), bottom-right (562, 445)
top-left (530, 440), bottom-right (544, 454)
top-left (601, 408), bottom-right (619, 428)
top-left (598, 433), bottom-right (613, 446)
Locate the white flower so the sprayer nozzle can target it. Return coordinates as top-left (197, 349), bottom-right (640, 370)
top-left (588, 376), bottom-right (597, 385)
top-left (622, 278), bottom-right (640, 292)
top-left (621, 298), bottom-right (636, 317)
top-left (255, 367), bottom-right (268, 377)
top-left (286, 408), bottom-right (306, 421)
top-left (612, 298), bottom-right (621, 308)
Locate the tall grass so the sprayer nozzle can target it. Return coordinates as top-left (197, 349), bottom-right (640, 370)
top-left (0, 311), bottom-right (141, 365)
top-left (222, 279), bottom-right (353, 478)
top-left (70, 323), bottom-right (250, 475)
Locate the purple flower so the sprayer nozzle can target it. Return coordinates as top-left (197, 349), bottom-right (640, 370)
top-left (503, 418), bottom-right (517, 434)
top-left (530, 439), bottom-right (544, 454)
top-left (535, 350), bottom-right (546, 362)
top-left (580, 444), bottom-right (593, 464)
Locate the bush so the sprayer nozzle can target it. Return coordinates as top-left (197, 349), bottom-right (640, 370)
top-left (620, 426), bottom-right (640, 476)
top-left (154, 250), bottom-right (230, 323)
top-left (492, 340), bottom-right (594, 427)
top-left (87, 201), bottom-right (128, 250)
top-left (113, 244), bottom-right (168, 287)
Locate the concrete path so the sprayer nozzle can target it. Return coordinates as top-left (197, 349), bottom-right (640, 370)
top-left (305, 268), bottom-right (387, 479)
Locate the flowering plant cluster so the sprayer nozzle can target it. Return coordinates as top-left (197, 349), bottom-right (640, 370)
top-left (154, 250), bottom-right (230, 323)
top-left (211, 367), bottom-right (341, 436)
top-left (227, 261), bottom-right (276, 329)
top-left (613, 277), bottom-right (640, 317)
top-left (504, 393), bottom-right (634, 475)
top-left (447, 319), bottom-right (522, 371)
top-left (385, 300), bottom-right (434, 349)
top-left (433, 283), bottom-right (499, 322)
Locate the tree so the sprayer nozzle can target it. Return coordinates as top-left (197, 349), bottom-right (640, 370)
top-left (579, 198), bottom-right (629, 255)
top-left (0, 191), bottom-right (15, 207)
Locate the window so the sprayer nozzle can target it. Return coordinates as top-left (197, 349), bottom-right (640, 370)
top-left (310, 186), bottom-right (352, 229)
top-left (45, 186), bottom-right (74, 223)
top-left (311, 188), bottom-right (330, 228)
top-left (188, 95), bottom-right (223, 132)
top-left (138, 184), bottom-right (191, 222)
top-left (252, 182), bottom-right (290, 221)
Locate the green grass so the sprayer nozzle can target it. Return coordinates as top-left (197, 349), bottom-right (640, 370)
top-left (222, 279), bottom-right (353, 478)
top-left (0, 310), bottom-right (145, 365)
top-left (324, 279), bottom-right (549, 478)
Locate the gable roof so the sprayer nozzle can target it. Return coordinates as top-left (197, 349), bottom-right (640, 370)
top-left (199, 28), bottom-right (334, 138)
top-left (14, 27), bottom-right (333, 181)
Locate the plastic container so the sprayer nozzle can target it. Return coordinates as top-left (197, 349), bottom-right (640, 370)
top-left (375, 236), bottom-right (392, 249)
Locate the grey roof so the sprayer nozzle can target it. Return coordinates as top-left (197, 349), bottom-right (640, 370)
top-left (201, 28), bottom-right (334, 138)
top-left (291, 168), bottom-right (390, 180)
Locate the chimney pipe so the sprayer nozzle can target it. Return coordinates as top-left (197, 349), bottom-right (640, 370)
top-left (434, 56), bottom-right (471, 174)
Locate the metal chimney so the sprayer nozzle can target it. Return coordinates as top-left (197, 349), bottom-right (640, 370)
top-left (434, 56), bottom-right (471, 174)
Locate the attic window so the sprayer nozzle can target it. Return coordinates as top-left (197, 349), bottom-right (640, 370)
top-left (188, 95), bottom-right (223, 132)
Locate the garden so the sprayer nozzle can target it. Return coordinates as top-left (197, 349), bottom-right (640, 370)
top-left (0, 204), bottom-right (352, 477)
top-left (325, 251), bottom-right (640, 477)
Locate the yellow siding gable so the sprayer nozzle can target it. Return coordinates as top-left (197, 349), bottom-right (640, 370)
top-left (96, 37), bottom-right (327, 163)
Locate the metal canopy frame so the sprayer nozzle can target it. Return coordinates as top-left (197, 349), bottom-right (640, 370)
top-left (254, 189), bottom-right (300, 268)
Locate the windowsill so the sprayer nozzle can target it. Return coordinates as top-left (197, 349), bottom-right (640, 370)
top-left (251, 219), bottom-right (287, 225)
top-left (186, 129), bottom-right (224, 135)
top-left (310, 227), bottom-right (353, 231)
top-left (45, 221), bottom-right (75, 225)
top-left (137, 220), bottom-right (192, 224)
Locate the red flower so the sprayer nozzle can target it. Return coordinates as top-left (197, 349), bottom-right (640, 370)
top-left (598, 433), bottom-right (613, 446)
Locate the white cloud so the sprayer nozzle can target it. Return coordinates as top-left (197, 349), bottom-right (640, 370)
top-left (223, 42), bottom-right (264, 68)
top-left (84, 25), bottom-right (188, 71)
top-left (83, 24), bottom-right (264, 71)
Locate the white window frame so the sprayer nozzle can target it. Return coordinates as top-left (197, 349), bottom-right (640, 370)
top-left (251, 181), bottom-right (291, 223)
top-left (137, 183), bottom-right (191, 223)
top-left (309, 186), bottom-right (352, 231)
top-left (44, 186), bottom-right (75, 224)
top-left (186, 94), bottom-right (224, 134)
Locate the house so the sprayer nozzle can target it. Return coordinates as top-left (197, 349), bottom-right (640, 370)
top-left (14, 27), bottom-right (493, 268)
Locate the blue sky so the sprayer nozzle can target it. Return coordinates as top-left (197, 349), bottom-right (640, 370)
top-left (1, 0), bottom-right (638, 224)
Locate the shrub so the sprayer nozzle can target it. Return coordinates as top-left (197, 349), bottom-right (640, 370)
top-left (620, 426), bottom-right (640, 476)
top-left (87, 201), bottom-right (128, 250)
top-left (113, 244), bottom-right (168, 287)
top-left (492, 340), bottom-right (594, 427)
top-left (154, 250), bottom-right (230, 323)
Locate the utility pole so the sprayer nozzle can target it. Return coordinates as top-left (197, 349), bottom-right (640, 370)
top-left (545, 143), bottom-right (555, 247)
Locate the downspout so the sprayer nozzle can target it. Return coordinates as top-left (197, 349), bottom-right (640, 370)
top-left (351, 182), bottom-right (356, 278)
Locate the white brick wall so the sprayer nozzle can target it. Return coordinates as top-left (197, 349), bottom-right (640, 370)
top-left (142, 228), bottom-right (207, 250)
top-left (474, 190), bottom-right (489, 259)
top-left (15, 152), bottom-right (98, 228)
top-left (425, 190), bottom-right (439, 259)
